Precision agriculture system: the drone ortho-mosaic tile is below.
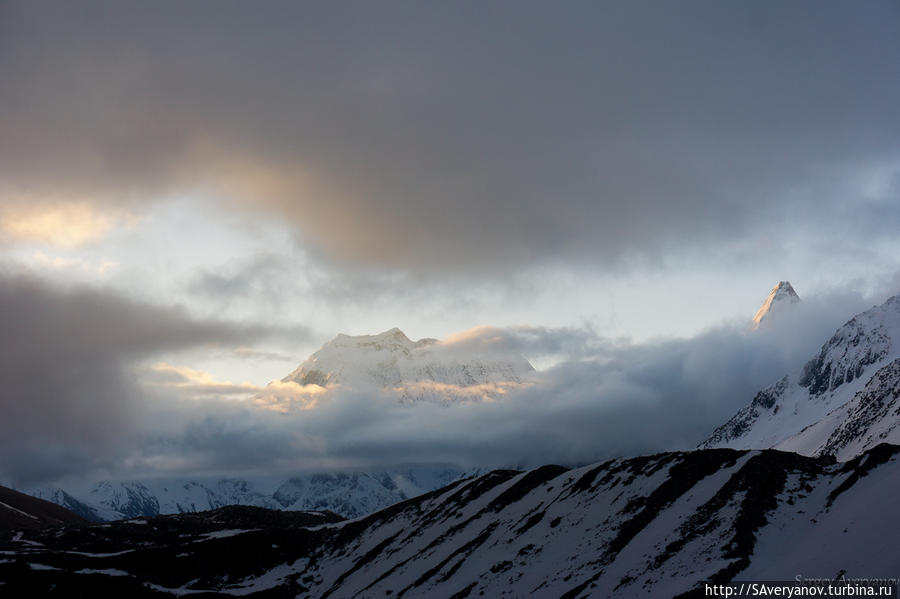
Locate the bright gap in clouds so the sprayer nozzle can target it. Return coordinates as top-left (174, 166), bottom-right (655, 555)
top-left (6, 192), bottom-right (900, 391)
top-left (0, 201), bottom-right (122, 247)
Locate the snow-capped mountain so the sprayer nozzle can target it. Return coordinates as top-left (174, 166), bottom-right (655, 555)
top-left (28, 479), bottom-right (274, 522)
top-left (703, 292), bottom-right (900, 456)
top-left (85, 479), bottom-right (278, 520)
top-left (295, 446), bottom-right (900, 598)
top-left (271, 467), bottom-right (461, 516)
top-left (281, 327), bottom-right (534, 403)
top-left (750, 280), bottom-right (800, 330)
top-left (6, 444), bottom-right (900, 597)
top-left (26, 466), bottom-right (464, 522)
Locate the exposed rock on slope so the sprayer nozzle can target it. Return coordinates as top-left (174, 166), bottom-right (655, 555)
top-left (703, 293), bottom-right (900, 456)
top-left (4, 445), bottom-right (900, 597)
top-left (778, 357), bottom-right (900, 459)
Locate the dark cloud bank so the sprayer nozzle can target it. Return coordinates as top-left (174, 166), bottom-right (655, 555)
top-left (0, 268), bottom-right (309, 485)
top-left (0, 263), bottom-right (880, 486)
top-left (2, 1), bottom-right (900, 274)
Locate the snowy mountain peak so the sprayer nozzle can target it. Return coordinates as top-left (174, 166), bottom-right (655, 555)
top-left (282, 327), bottom-right (533, 402)
top-left (315, 328), bottom-right (441, 357)
top-left (705, 290), bottom-right (900, 457)
top-left (330, 327), bottom-right (410, 347)
top-left (751, 280), bottom-right (800, 329)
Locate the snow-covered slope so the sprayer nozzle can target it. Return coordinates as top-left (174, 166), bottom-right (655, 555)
top-left (7, 445), bottom-right (900, 597)
top-left (86, 479), bottom-right (278, 520)
top-left (282, 327), bottom-right (534, 403)
top-left (777, 357), bottom-right (900, 459)
top-left (295, 446), bottom-right (900, 598)
top-left (750, 280), bottom-right (800, 330)
top-left (27, 466), bottom-right (464, 522)
top-left (29, 480), bottom-right (275, 522)
top-left (271, 467), bottom-right (460, 517)
top-left (703, 293), bottom-right (900, 455)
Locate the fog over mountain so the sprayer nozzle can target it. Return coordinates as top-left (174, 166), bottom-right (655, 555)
top-left (0, 270), bottom-right (883, 493)
top-left (706, 290), bottom-right (900, 459)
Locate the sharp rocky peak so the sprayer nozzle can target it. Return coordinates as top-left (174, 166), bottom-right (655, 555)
top-left (751, 280), bottom-right (801, 329)
top-left (705, 288), bottom-right (900, 456)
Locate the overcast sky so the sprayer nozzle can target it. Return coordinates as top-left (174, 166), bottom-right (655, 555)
top-left (2, 1), bottom-right (900, 486)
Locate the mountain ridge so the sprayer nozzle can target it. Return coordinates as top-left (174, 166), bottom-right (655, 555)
top-left (25, 466), bottom-right (465, 522)
top-left (703, 290), bottom-right (900, 458)
top-left (5, 444), bottom-right (899, 597)
top-left (281, 327), bottom-right (534, 403)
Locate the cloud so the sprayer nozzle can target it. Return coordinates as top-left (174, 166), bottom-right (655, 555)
top-left (0, 268), bottom-right (312, 485)
top-left (2, 260), bottom-right (881, 487)
top-left (1, 270), bottom-right (885, 486)
top-left (231, 347), bottom-right (295, 363)
top-left (25, 251), bottom-right (118, 275)
top-left (3, 0), bottom-right (900, 486)
top-left (443, 324), bottom-right (613, 362)
top-left (0, 202), bottom-right (130, 247)
top-left (144, 362), bottom-right (326, 411)
top-left (122, 288), bottom-right (877, 478)
top-left (2, 2), bottom-right (899, 275)
top-left (144, 363), bottom-right (260, 398)
top-left (251, 381), bottom-right (329, 413)
top-left (187, 253), bottom-right (292, 305)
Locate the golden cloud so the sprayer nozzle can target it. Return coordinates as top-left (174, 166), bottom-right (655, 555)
top-left (395, 380), bottom-right (531, 404)
top-left (145, 362), bottom-right (260, 399)
top-left (251, 380), bottom-right (329, 413)
top-left (0, 201), bottom-right (135, 247)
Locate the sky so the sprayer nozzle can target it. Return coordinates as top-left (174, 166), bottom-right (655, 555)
top-left (2, 1), bottom-right (900, 487)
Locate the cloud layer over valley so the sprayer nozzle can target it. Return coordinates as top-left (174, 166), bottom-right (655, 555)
top-left (0, 266), bottom-right (879, 486)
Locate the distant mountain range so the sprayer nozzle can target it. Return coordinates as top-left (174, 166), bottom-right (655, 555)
top-left (27, 466), bottom-right (464, 522)
top-left (5, 444), bottom-right (899, 596)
